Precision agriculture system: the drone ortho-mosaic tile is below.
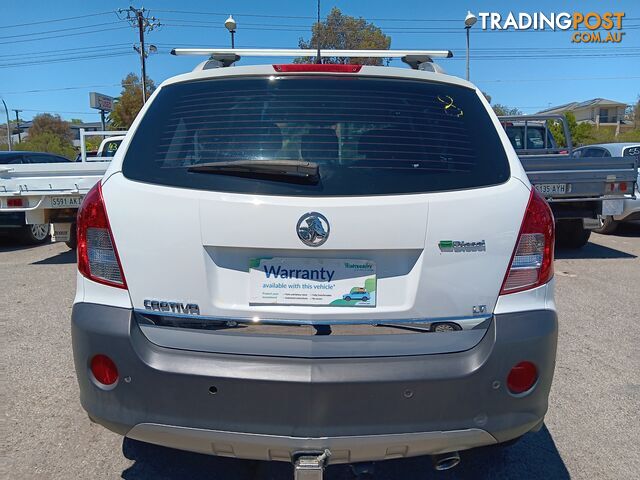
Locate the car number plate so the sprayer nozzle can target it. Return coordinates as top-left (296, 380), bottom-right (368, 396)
top-left (249, 257), bottom-right (376, 307)
top-left (50, 196), bottom-right (83, 208)
top-left (535, 183), bottom-right (567, 195)
top-left (602, 199), bottom-right (624, 216)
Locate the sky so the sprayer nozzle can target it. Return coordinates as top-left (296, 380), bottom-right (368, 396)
top-left (1, 0), bottom-right (638, 124)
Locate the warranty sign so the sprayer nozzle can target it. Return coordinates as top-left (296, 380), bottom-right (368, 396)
top-left (249, 257), bottom-right (377, 307)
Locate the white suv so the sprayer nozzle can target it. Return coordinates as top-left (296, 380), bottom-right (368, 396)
top-left (72, 52), bottom-right (557, 473)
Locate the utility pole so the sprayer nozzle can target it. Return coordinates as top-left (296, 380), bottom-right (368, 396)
top-left (118, 6), bottom-right (160, 104)
top-left (315, 0), bottom-right (322, 64)
top-left (1, 98), bottom-right (12, 150)
top-left (13, 109), bottom-right (22, 143)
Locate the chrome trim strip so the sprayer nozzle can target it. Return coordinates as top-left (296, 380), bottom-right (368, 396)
top-left (530, 168), bottom-right (637, 174)
top-left (546, 195), bottom-right (633, 203)
top-left (134, 309), bottom-right (492, 330)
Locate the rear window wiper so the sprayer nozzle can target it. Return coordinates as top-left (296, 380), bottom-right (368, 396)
top-left (187, 160), bottom-right (319, 184)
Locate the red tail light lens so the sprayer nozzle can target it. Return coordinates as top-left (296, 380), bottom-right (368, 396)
top-left (500, 189), bottom-right (554, 295)
top-left (507, 361), bottom-right (537, 394)
top-left (606, 182), bottom-right (628, 193)
top-left (273, 64), bottom-right (362, 73)
top-left (7, 198), bottom-right (24, 208)
top-left (90, 354), bottom-right (119, 386)
top-left (77, 183), bottom-right (127, 289)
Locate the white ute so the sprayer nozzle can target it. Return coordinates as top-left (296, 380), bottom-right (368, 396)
top-left (71, 49), bottom-right (558, 478)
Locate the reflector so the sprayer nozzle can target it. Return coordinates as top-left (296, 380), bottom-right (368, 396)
top-left (90, 354), bottom-right (118, 386)
top-left (507, 361), bottom-right (537, 394)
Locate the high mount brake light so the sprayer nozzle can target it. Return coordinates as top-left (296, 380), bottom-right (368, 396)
top-left (500, 189), bottom-right (555, 295)
top-left (77, 183), bottom-right (127, 289)
top-left (272, 64), bottom-right (362, 73)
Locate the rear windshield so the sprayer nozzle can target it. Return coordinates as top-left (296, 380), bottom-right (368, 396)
top-left (122, 76), bottom-right (510, 196)
top-left (505, 126), bottom-right (556, 150)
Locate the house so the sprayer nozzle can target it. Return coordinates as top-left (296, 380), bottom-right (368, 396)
top-left (537, 98), bottom-right (628, 127)
top-left (69, 122), bottom-right (104, 147)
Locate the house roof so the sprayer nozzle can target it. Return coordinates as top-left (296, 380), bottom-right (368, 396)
top-left (538, 98), bottom-right (628, 114)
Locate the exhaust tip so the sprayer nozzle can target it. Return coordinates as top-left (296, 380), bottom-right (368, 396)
top-left (432, 451), bottom-right (461, 471)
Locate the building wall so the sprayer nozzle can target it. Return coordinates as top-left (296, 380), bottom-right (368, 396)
top-left (573, 105), bottom-right (626, 124)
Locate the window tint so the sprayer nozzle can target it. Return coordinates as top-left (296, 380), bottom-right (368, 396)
top-left (101, 140), bottom-right (121, 157)
top-left (123, 76), bottom-right (510, 196)
top-left (583, 148), bottom-right (605, 158)
top-left (0, 154), bottom-right (25, 164)
top-left (26, 154), bottom-right (70, 163)
top-left (505, 125), bottom-right (554, 150)
top-left (623, 145), bottom-right (640, 160)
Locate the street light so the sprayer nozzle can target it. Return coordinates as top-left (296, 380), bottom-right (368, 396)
top-left (225, 15), bottom-right (237, 48)
top-left (1, 98), bottom-right (12, 151)
top-left (464, 10), bottom-right (477, 81)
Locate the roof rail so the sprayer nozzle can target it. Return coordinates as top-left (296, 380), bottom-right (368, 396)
top-left (171, 48), bottom-right (453, 70)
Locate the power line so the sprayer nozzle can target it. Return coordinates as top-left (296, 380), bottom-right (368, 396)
top-left (476, 75), bottom-right (640, 83)
top-left (19, 109), bottom-right (96, 114)
top-left (0, 43), bottom-right (131, 59)
top-left (154, 9), bottom-right (640, 23)
top-left (0, 11), bottom-right (114, 29)
top-left (0, 26), bottom-right (129, 45)
top-left (0, 21), bottom-right (126, 40)
top-left (0, 51), bottom-right (135, 68)
top-left (3, 84), bottom-right (132, 95)
top-left (160, 22), bottom-right (640, 34)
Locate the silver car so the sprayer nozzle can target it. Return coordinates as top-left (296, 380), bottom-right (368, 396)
top-left (572, 143), bottom-right (640, 233)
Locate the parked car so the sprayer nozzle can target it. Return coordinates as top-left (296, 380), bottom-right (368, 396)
top-left (0, 151), bottom-right (72, 243)
top-left (498, 115), bottom-right (638, 249)
top-left (342, 291), bottom-right (370, 301)
top-left (71, 49), bottom-right (558, 474)
top-left (97, 135), bottom-right (125, 158)
top-left (572, 143), bottom-right (640, 233)
top-left (0, 151), bottom-right (72, 165)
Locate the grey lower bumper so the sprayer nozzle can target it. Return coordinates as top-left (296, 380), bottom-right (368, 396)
top-left (72, 303), bottom-right (557, 463)
top-left (127, 424), bottom-right (496, 464)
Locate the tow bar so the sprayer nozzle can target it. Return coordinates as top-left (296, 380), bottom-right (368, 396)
top-left (293, 449), bottom-right (331, 480)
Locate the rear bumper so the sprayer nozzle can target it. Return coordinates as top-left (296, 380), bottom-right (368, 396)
top-left (614, 198), bottom-right (640, 222)
top-left (0, 211), bottom-right (26, 229)
top-left (72, 303), bottom-right (557, 463)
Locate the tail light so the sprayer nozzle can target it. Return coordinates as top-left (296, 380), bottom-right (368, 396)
top-left (500, 189), bottom-right (554, 295)
top-left (77, 183), bottom-right (127, 289)
top-left (7, 198), bottom-right (24, 208)
top-left (606, 182), bottom-right (628, 193)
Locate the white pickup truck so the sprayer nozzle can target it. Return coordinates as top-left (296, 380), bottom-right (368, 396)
top-left (0, 130), bottom-right (126, 247)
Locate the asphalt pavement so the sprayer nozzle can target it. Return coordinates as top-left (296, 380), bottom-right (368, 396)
top-left (2, 226), bottom-right (639, 479)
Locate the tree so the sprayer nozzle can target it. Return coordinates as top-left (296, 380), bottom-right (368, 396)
top-left (549, 112), bottom-right (594, 147)
top-left (492, 104), bottom-right (523, 116)
top-left (108, 73), bottom-right (156, 129)
top-left (296, 7), bottom-right (391, 65)
top-left (15, 132), bottom-right (76, 159)
top-left (14, 113), bottom-right (76, 159)
top-left (27, 113), bottom-right (74, 143)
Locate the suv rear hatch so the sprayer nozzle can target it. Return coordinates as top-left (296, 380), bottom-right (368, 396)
top-left (98, 70), bottom-right (533, 354)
